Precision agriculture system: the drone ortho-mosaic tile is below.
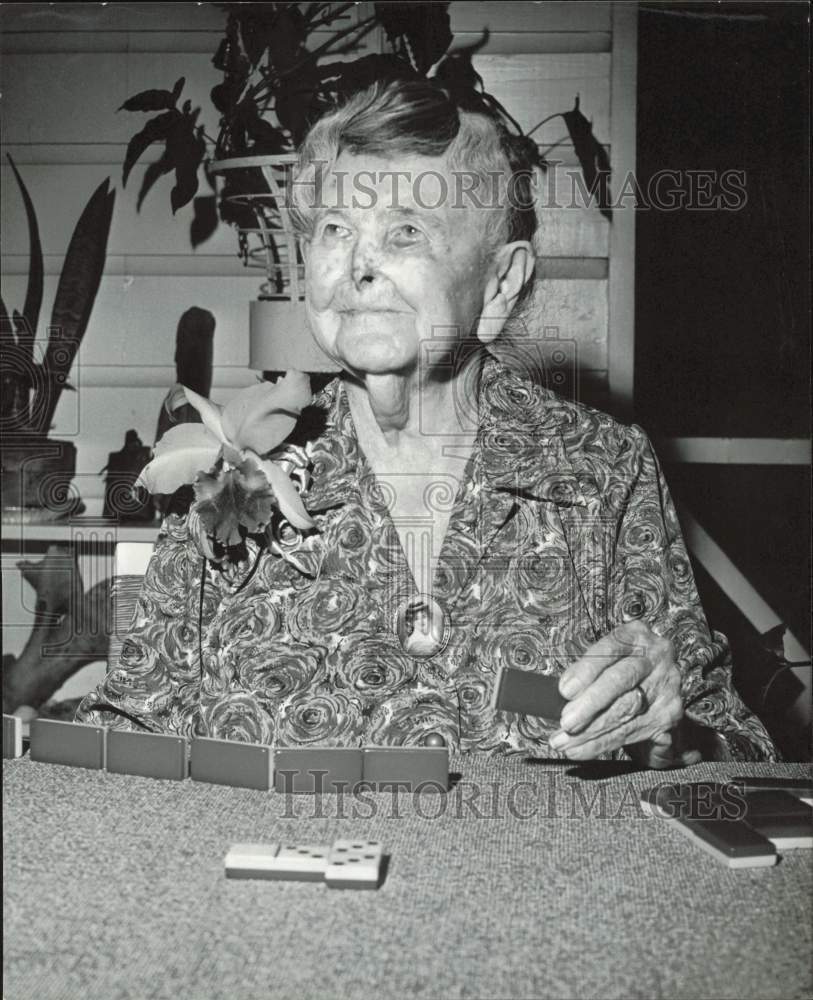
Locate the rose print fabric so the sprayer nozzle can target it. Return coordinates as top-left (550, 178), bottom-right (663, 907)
top-left (76, 355), bottom-right (777, 761)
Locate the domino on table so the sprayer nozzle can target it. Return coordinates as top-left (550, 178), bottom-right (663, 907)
top-left (29, 719), bottom-right (107, 770)
top-left (225, 843), bottom-right (281, 879)
top-left (325, 839), bottom-right (384, 890)
top-left (730, 776), bottom-right (813, 806)
top-left (362, 746), bottom-right (449, 791)
top-left (491, 665), bottom-right (568, 722)
top-left (668, 817), bottom-right (778, 868)
top-left (740, 790), bottom-right (813, 849)
top-left (106, 729), bottom-right (189, 781)
top-left (641, 784), bottom-right (777, 868)
top-left (190, 736), bottom-right (274, 791)
top-left (273, 747), bottom-right (363, 793)
top-left (3, 714), bottom-right (23, 758)
top-left (225, 843), bottom-right (330, 882)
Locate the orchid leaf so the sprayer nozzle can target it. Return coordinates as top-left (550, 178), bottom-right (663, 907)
top-left (258, 457), bottom-right (315, 530)
top-left (181, 385), bottom-right (229, 445)
top-left (221, 371), bottom-right (311, 454)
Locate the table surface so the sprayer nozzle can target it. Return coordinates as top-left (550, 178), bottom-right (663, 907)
top-left (4, 756), bottom-right (812, 1000)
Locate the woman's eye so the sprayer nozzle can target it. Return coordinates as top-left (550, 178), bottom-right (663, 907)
top-left (321, 222), bottom-right (350, 238)
top-left (391, 224), bottom-right (424, 244)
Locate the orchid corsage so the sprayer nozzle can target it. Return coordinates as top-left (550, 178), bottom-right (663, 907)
top-left (137, 371), bottom-right (316, 564)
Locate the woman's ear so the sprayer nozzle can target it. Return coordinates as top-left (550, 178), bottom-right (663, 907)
top-left (476, 241), bottom-right (535, 345)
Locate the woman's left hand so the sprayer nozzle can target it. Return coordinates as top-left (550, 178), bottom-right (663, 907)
top-left (548, 620), bottom-right (702, 768)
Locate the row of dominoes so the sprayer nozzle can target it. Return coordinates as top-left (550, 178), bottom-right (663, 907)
top-left (641, 781), bottom-right (813, 868)
top-left (5, 716), bottom-right (448, 792)
top-left (225, 839), bottom-right (384, 889)
top-left (1, 662), bottom-right (560, 767)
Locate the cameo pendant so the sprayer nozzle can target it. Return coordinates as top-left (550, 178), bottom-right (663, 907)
top-left (393, 593), bottom-right (450, 659)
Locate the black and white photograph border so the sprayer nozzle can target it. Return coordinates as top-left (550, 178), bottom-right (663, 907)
top-left (1, 3), bottom-right (810, 1000)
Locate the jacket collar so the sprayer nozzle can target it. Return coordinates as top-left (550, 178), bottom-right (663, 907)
top-left (477, 357), bottom-right (587, 506)
top-left (297, 353), bottom-right (587, 513)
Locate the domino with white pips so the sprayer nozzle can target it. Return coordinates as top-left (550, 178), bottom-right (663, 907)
top-left (324, 839), bottom-right (384, 890)
top-left (225, 839), bottom-right (385, 888)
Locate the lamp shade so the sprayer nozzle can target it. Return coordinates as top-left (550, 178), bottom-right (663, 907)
top-left (249, 299), bottom-right (340, 373)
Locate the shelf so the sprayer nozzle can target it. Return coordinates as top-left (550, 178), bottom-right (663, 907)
top-left (1, 516), bottom-right (160, 548)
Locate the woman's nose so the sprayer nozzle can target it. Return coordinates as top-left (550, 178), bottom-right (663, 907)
top-left (351, 236), bottom-right (380, 289)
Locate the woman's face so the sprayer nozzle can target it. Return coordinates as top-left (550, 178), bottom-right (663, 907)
top-left (302, 151), bottom-right (492, 379)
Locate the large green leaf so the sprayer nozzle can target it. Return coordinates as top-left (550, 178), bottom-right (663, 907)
top-left (375, 2), bottom-right (452, 75)
top-left (5, 155), bottom-right (42, 361)
top-left (118, 78), bottom-right (185, 112)
top-left (561, 96), bottom-right (612, 221)
top-left (137, 147), bottom-right (175, 211)
top-left (166, 112), bottom-right (206, 213)
top-left (122, 109), bottom-right (179, 187)
top-left (36, 179), bottom-right (115, 434)
top-left (190, 195), bottom-right (219, 248)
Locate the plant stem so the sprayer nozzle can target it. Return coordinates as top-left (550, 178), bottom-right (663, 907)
top-left (306, 2), bottom-right (357, 32)
top-left (525, 112), bottom-right (563, 140)
top-left (539, 134), bottom-right (570, 159)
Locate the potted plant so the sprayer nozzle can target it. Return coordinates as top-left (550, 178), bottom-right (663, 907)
top-left (116, 5), bottom-right (550, 364)
top-left (116, 3), bottom-right (610, 375)
top-left (0, 156), bottom-right (115, 518)
top-left (118, 4), bottom-right (464, 236)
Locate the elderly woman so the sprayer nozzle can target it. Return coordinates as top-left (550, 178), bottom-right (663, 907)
top-left (77, 80), bottom-right (776, 765)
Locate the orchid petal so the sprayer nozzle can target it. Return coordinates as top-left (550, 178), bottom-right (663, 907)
top-left (135, 427), bottom-right (221, 495)
top-left (152, 422), bottom-right (221, 458)
top-left (164, 382), bottom-right (189, 414)
top-left (257, 457), bottom-right (316, 530)
top-left (182, 385), bottom-right (229, 446)
top-left (222, 370), bottom-right (311, 454)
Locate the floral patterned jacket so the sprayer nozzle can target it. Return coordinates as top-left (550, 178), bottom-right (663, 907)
top-left (76, 355), bottom-right (776, 761)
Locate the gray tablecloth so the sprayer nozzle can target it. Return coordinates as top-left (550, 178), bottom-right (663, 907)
top-left (4, 756), bottom-right (812, 1000)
